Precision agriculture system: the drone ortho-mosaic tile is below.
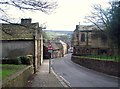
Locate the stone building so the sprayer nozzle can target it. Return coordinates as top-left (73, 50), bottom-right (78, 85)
top-left (1, 18), bottom-right (43, 69)
top-left (72, 24), bottom-right (109, 56)
top-left (59, 40), bottom-right (68, 55)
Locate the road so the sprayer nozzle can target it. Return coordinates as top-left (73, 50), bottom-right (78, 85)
top-left (52, 53), bottom-right (120, 87)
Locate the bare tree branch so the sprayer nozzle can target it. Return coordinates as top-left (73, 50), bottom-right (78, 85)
top-left (85, 4), bottom-right (110, 31)
top-left (85, 16), bottom-right (103, 31)
top-left (0, 0), bottom-right (58, 14)
top-left (0, 0), bottom-right (58, 23)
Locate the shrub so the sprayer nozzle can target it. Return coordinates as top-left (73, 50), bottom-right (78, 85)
top-left (2, 55), bottom-right (33, 65)
top-left (2, 58), bottom-right (21, 65)
top-left (26, 55), bottom-right (33, 65)
top-left (13, 57), bottom-right (22, 65)
top-left (19, 55), bottom-right (33, 65)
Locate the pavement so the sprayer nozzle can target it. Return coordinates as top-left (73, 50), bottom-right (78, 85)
top-left (27, 59), bottom-right (67, 87)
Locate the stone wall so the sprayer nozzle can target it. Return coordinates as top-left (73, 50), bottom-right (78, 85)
top-left (71, 55), bottom-right (120, 77)
top-left (1, 40), bottom-right (34, 59)
top-left (2, 65), bottom-right (34, 87)
top-left (0, 39), bottom-right (42, 72)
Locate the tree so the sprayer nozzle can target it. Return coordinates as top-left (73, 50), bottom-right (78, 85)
top-left (85, 4), bottom-right (111, 31)
top-left (85, 4), bottom-right (110, 43)
top-left (107, 1), bottom-right (120, 54)
top-left (85, 1), bottom-right (120, 55)
top-left (0, 0), bottom-right (58, 23)
top-left (42, 31), bottom-right (49, 42)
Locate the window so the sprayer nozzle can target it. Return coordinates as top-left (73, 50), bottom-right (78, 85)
top-left (81, 33), bottom-right (85, 42)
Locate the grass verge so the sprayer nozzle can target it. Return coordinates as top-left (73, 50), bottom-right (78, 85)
top-left (0, 64), bottom-right (27, 81)
top-left (73, 55), bottom-right (120, 62)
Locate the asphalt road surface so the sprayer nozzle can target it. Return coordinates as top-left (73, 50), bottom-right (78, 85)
top-left (52, 53), bottom-right (120, 87)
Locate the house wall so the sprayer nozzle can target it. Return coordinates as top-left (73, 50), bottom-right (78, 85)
top-left (1, 40), bottom-right (34, 59)
top-left (55, 43), bottom-right (64, 57)
top-left (62, 44), bottom-right (67, 55)
top-left (91, 38), bottom-right (108, 48)
top-left (72, 30), bottom-right (79, 46)
top-left (59, 41), bottom-right (68, 55)
top-left (72, 25), bottom-right (111, 56)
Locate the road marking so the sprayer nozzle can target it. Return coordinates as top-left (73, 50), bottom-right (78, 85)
top-left (51, 59), bottom-right (54, 65)
top-left (51, 67), bottom-right (71, 87)
top-left (59, 75), bottom-right (71, 87)
top-left (51, 56), bottom-right (71, 87)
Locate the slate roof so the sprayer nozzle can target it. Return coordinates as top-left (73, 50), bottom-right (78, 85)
top-left (1, 23), bottom-right (39, 40)
top-left (74, 24), bottom-right (104, 32)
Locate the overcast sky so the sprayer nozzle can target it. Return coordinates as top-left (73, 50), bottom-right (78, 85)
top-left (7, 0), bottom-right (110, 31)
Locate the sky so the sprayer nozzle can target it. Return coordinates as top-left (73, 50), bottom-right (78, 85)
top-left (4, 0), bottom-right (110, 31)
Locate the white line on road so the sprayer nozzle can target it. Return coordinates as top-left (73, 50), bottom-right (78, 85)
top-left (51, 68), bottom-right (68, 87)
top-left (59, 75), bottom-right (71, 87)
top-left (51, 58), bottom-right (71, 87)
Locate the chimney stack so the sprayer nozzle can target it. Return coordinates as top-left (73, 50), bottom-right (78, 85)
top-left (21, 18), bottom-right (32, 25)
top-left (76, 25), bottom-right (79, 30)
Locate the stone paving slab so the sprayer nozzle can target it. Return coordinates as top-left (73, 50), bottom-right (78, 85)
top-left (27, 59), bottom-right (64, 87)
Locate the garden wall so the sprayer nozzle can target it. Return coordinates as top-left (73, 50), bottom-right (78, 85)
top-left (71, 55), bottom-right (120, 77)
top-left (2, 65), bottom-right (34, 88)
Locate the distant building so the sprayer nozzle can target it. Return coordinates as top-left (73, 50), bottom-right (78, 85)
top-left (43, 39), bottom-right (68, 59)
top-left (59, 40), bottom-right (68, 55)
top-left (43, 41), bottom-right (63, 59)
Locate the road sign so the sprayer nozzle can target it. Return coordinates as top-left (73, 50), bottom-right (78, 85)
top-left (48, 49), bottom-right (53, 53)
top-left (48, 44), bottom-right (52, 48)
top-left (48, 47), bottom-right (53, 50)
top-left (48, 44), bottom-right (53, 53)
